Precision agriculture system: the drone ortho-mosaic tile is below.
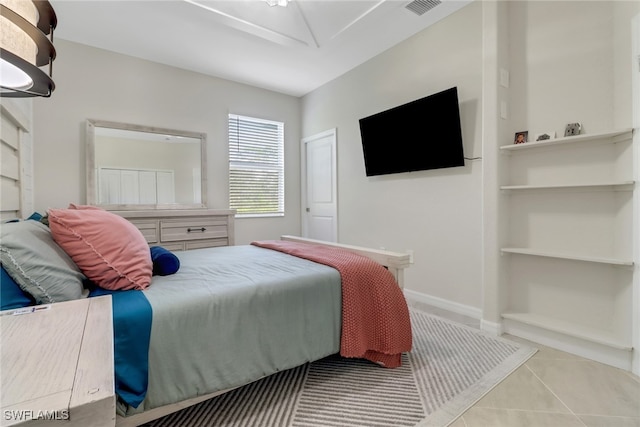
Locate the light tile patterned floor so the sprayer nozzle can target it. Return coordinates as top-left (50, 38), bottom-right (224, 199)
top-left (409, 301), bottom-right (640, 427)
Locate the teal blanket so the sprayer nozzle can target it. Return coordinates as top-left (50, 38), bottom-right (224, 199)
top-left (89, 287), bottom-right (152, 408)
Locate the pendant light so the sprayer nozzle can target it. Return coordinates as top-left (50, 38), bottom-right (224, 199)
top-left (0, 0), bottom-right (57, 97)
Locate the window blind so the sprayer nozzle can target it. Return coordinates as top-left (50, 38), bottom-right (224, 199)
top-left (228, 114), bottom-right (284, 217)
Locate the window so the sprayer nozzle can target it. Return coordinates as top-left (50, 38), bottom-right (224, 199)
top-left (228, 114), bottom-right (284, 217)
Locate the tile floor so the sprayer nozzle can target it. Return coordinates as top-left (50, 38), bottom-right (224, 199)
top-left (411, 303), bottom-right (640, 427)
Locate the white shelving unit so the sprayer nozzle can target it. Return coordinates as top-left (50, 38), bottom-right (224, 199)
top-left (500, 247), bottom-right (633, 266)
top-left (500, 181), bottom-right (634, 191)
top-left (499, 129), bottom-right (632, 151)
top-left (499, 128), bottom-right (635, 369)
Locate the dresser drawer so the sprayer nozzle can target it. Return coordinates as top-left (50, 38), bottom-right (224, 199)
top-left (160, 218), bottom-right (229, 242)
top-left (185, 238), bottom-right (229, 250)
top-left (113, 209), bottom-right (236, 250)
top-left (161, 242), bottom-right (187, 252)
top-left (129, 220), bottom-right (158, 244)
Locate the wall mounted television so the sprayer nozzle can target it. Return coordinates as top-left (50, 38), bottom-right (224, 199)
top-left (359, 86), bottom-right (465, 177)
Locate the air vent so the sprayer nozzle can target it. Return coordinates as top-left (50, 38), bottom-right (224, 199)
top-left (405, 0), bottom-right (441, 16)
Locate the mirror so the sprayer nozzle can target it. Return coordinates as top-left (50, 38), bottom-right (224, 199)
top-left (86, 119), bottom-right (207, 210)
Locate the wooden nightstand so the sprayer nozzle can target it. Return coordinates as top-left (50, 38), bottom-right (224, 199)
top-left (0, 296), bottom-right (115, 427)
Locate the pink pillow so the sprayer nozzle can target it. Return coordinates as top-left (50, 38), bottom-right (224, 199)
top-left (48, 206), bottom-right (152, 291)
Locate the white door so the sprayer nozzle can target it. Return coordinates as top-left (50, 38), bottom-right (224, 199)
top-left (156, 171), bottom-right (175, 204)
top-left (99, 169), bottom-right (121, 204)
top-left (192, 167), bottom-right (202, 204)
top-left (139, 171), bottom-right (157, 204)
top-left (301, 129), bottom-right (337, 242)
top-left (119, 170), bottom-right (140, 204)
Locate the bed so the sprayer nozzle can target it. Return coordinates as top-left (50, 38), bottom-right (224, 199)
top-left (0, 208), bottom-right (412, 427)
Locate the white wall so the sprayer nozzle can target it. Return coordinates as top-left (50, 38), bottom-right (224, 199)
top-left (613, 1), bottom-right (640, 130)
top-left (508, 1), bottom-right (622, 136)
top-left (301, 2), bottom-right (484, 308)
top-left (32, 40), bottom-right (302, 244)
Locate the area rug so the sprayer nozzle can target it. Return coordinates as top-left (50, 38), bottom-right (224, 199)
top-left (143, 309), bottom-right (536, 427)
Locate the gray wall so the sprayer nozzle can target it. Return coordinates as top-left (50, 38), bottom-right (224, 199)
top-left (301, 1), bottom-right (484, 309)
top-left (32, 40), bottom-right (302, 244)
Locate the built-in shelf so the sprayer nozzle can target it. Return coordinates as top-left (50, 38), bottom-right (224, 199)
top-left (499, 127), bottom-right (636, 370)
top-left (499, 129), bottom-right (633, 151)
top-left (500, 181), bottom-right (635, 191)
top-left (501, 312), bottom-right (633, 351)
top-left (500, 247), bottom-right (634, 266)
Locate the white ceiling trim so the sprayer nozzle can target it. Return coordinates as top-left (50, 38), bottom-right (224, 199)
top-left (330, 0), bottom-right (385, 41)
top-left (185, 0), bottom-right (312, 48)
top-left (291, 2), bottom-right (319, 48)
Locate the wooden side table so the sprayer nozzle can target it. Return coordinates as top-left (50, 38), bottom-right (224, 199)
top-left (1, 296), bottom-right (115, 426)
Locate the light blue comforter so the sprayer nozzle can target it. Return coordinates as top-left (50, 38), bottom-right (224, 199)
top-left (120, 244), bottom-right (342, 416)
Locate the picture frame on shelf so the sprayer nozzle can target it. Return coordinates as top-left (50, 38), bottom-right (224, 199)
top-left (534, 131), bottom-right (556, 142)
top-left (513, 131), bottom-right (528, 145)
top-left (564, 122), bottom-right (582, 137)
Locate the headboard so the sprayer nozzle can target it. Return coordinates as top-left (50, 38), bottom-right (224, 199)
top-left (0, 101), bottom-right (33, 221)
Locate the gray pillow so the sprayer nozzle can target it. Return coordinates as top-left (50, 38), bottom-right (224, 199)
top-left (0, 220), bottom-right (87, 304)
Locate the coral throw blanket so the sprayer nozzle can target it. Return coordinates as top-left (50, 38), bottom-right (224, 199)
top-left (251, 240), bottom-right (412, 368)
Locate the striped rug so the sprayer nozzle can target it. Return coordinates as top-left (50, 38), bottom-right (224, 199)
top-left (143, 309), bottom-right (536, 427)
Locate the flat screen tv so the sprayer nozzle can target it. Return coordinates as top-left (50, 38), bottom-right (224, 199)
top-left (359, 86), bottom-right (464, 177)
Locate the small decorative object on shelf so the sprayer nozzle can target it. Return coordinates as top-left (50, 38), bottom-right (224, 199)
top-left (534, 131), bottom-right (556, 141)
top-left (514, 131), bottom-right (528, 144)
top-left (564, 122), bottom-right (582, 137)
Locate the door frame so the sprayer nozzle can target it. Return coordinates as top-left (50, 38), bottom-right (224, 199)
top-left (300, 128), bottom-right (338, 241)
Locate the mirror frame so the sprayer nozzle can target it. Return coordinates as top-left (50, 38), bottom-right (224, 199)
top-left (86, 119), bottom-right (208, 210)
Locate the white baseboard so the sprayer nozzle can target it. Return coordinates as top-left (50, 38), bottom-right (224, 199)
top-left (404, 289), bottom-right (482, 320)
top-left (402, 290), bottom-right (634, 372)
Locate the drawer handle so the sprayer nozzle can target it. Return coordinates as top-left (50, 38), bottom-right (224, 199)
top-left (187, 227), bottom-right (207, 233)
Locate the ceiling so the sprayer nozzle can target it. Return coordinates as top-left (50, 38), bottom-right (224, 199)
top-left (50, 0), bottom-right (472, 97)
